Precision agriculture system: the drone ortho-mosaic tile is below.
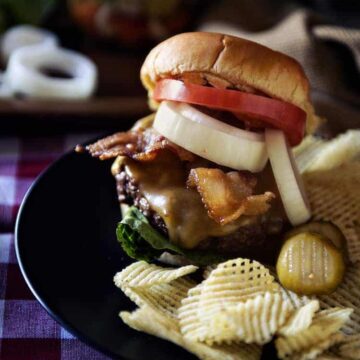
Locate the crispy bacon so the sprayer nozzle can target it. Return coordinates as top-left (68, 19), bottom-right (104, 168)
top-left (86, 127), bottom-right (195, 162)
top-left (243, 193), bottom-right (276, 216)
top-left (187, 168), bottom-right (275, 225)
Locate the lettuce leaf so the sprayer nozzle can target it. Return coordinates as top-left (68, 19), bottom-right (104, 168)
top-left (116, 206), bottom-right (225, 266)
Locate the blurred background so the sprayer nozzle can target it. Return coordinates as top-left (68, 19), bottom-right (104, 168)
top-left (0, 0), bottom-right (358, 133)
top-left (0, 3), bottom-right (359, 359)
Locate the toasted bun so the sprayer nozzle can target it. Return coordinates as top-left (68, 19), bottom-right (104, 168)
top-left (141, 32), bottom-right (321, 133)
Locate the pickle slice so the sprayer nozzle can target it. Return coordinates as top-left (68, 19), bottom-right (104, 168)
top-left (285, 221), bottom-right (348, 257)
top-left (277, 232), bottom-right (345, 295)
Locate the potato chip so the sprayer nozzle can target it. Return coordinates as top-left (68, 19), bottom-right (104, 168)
top-left (121, 277), bottom-right (196, 319)
top-left (113, 261), bottom-right (198, 288)
top-left (277, 284), bottom-right (312, 311)
top-left (203, 264), bottom-right (217, 279)
top-left (198, 259), bottom-right (280, 330)
top-left (319, 264), bottom-right (360, 334)
top-left (121, 306), bottom-right (262, 360)
top-left (178, 283), bottom-right (210, 342)
top-left (337, 334), bottom-right (360, 359)
top-left (201, 258), bottom-right (279, 303)
top-left (268, 265), bottom-right (312, 310)
top-left (179, 291), bottom-right (291, 345)
top-left (293, 134), bottom-right (318, 155)
top-left (291, 333), bottom-right (345, 360)
top-left (205, 292), bottom-right (292, 345)
top-left (316, 352), bottom-right (344, 360)
top-left (179, 259), bottom-right (281, 343)
top-left (120, 306), bottom-right (180, 335)
top-left (275, 307), bottom-right (353, 359)
top-left (316, 307), bottom-right (354, 325)
top-left (295, 131), bottom-right (360, 174)
top-left (117, 264), bottom-right (261, 359)
top-left (116, 257), bottom-right (357, 360)
top-left (304, 130), bottom-right (360, 173)
top-left (187, 340), bottom-right (262, 360)
top-left (294, 135), bottom-right (326, 173)
top-left (279, 300), bottom-right (320, 336)
top-left (304, 162), bottom-right (360, 263)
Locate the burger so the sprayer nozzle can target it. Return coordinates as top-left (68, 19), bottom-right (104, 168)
top-left (84, 32), bottom-right (321, 265)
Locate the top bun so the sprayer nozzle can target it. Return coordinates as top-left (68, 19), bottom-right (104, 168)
top-left (141, 32), bottom-right (321, 133)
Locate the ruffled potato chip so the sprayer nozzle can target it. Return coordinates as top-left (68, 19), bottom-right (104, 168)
top-left (276, 308), bottom-right (353, 359)
top-left (116, 258), bottom-right (357, 360)
top-left (178, 284), bottom-right (209, 342)
top-left (303, 131), bottom-right (360, 173)
top-left (121, 306), bottom-right (180, 335)
top-left (294, 131), bottom-right (360, 174)
top-left (277, 283), bottom-right (312, 311)
top-left (206, 292), bottom-right (292, 345)
top-left (268, 266), bottom-right (312, 310)
top-left (201, 258), bottom-right (279, 303)
top-left (179, 259), bottom-right (281, 343)
top-left (203, 264), bottom-right (217, 280)
top-left (187, 340), bottom-right (262, 360)
top-left (292, 333), bottom-right (345, 360)
top-left (294, 135), bottom-right (326, 173)
top-left (279, 300), bottom-right (320, 336)
top-left (121, 306), bottom-right (262, 360)
top-left (125, 278), bottom-right (196, 319)
top-left (115, 261), bottom-right (196, 319)
top-left (117, 262), bottom-right (261, 359)
top-left (316, 353), bottom-right (344, 360)
top-left (113, 261), bottom-right (198, 288)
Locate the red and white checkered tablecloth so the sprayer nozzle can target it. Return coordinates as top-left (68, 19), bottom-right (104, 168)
top-left (0, 134), bottom-right (111, 360)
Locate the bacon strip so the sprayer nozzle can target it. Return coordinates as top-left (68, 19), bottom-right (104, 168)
top-left (86, 127), bottom-right (195, 162)
top-left (187, 168), bottom-right (274, 225)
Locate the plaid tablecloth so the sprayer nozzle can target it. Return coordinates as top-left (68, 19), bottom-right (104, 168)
top-left (0, 134), bottom-right (111, 360)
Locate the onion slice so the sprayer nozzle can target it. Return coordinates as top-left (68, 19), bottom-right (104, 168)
top-left (265, 129), bottom-right (311, 225)
top-left (6, 44), bottom-right (97, 99)
top-left (0, 72), bottom-right (13, 98)
top-left (153, 101), bottom-right (268, 172)
top-left (1, 25), bottom-right (58, 63)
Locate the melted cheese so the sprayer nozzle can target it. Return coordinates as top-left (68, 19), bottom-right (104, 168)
top-left (124, 152), bottom-right (252, 249)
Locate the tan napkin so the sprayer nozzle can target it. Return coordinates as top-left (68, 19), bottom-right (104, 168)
top-left (199, 8), bottom-right (360, 132)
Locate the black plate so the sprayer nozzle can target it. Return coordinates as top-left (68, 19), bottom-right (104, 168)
top-left (15, 150), bottom-right (201, 360)
top-left (15, 148), bottom-right (278, 359)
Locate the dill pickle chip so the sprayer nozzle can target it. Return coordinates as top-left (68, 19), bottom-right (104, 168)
top-left (285, 221), bottom-right (348, 257)
top-left (276, 232), bottom-right (345, 295)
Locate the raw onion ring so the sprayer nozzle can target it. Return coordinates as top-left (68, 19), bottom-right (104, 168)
top-left (6, 44), bottom-right (98, 99)
top-left (154, 101), bottom-right (268, 172)
top-left (1, 25), bottom-right (58, 63)
top-left (265, 129), bottom-right (311, 225)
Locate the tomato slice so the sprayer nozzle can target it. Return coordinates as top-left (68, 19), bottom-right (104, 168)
top-left (153, 79), bottom-right (306, 146)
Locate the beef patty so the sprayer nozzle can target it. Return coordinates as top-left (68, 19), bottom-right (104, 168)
top-left (116, 169), bottom-right (285, 255)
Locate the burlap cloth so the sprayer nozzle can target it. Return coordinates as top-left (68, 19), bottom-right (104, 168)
top-left (199, 5), bottom-right (360, 133)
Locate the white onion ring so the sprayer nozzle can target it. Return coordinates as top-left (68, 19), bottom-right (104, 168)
top-left (1, 25), bottom-right (58, 63)
top-left (0, 72), bottom-right (13, 98)
top-left (154, 101), bottom-right (268, 172)
top-left (6, 44), bottom-right (98, 99)
top-left (177, 102), bottom-right (264, 142)
top-left (265, 129), bottom-right (311, 225)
